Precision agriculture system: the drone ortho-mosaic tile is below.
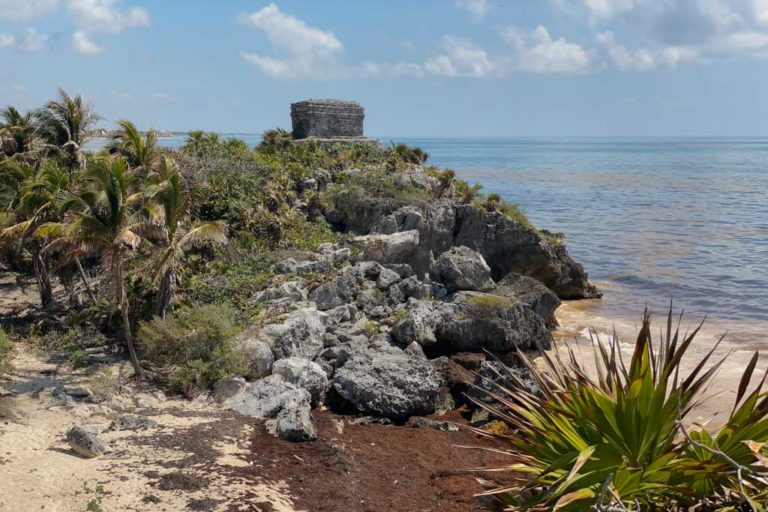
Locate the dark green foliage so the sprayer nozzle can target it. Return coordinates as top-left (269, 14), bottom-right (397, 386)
top-left (0, 328), bottom-right (13, 374)
top-left (137, 304), bottom-right (246, 395)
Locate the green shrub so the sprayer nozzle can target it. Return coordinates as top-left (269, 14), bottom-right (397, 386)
top-left (137, 304), bottom-right (246, 395)
top-left (30, 327), bottom-right (110, 368)
top-left (0, 329), bottom-right (13, 374)
top-left (476, 310), bottom-right (768, 511)
top-left (464, 294), bottom-right (512, 319)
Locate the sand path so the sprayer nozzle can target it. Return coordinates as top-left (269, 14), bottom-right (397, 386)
top-left (0, 345), bottom-right (299, 512)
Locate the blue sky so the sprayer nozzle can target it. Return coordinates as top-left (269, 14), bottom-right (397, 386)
top-left (1, 0), bottom-right (768, 136)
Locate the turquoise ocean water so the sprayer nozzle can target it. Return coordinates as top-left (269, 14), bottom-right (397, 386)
top-left (99, 135), bottom-right (768, 329)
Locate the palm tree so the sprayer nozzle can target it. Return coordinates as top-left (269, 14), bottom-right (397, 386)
top-left (35, 89), bottom-right (101, 171)
top-left (107, 120), bottom-right (159, 173)
top-left (0, 160), bottom-right (70, 309)
top-left (1, 106), bottom-right (37, 155)
top-left (147, 157), bottom-right (227, 317)
top-left (43, 156), bottom-right (149, 376)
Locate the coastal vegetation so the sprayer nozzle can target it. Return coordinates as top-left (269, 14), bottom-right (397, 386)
top-left (476, 310), bottom-right (768, 511)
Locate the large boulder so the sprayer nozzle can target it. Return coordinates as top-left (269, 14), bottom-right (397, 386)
top-left (430, 246), bottom-right (495, 293)
top-left (235, 334), bottom-right (275, 379)
top-left (274, 398), bottom-right (317, 442)
top-left (438, 292), bottom-right (553, 352)
top-left (259, 307), bottom-right (327, 360)
top-left (453, 204), bottom-right (599, 299)
top-left (350, 230), bottom-right (420, 266)
top-left (333, 350), bottom-right (440, 420)
top-left (495, 273), bottom-right (561, 327)
top-left (225, 375), bottom-right (311, 419)
top-left (272, 357), bottom-right (328, 404)
top-left (391, 294), bottom-right (552, 354)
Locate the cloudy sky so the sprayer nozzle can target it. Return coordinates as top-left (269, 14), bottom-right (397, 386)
top-left (1, 0), bottom-right (768, 136)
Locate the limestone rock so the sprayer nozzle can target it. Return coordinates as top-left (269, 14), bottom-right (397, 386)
top-left (351, 230), bottom-right (420, 266)
top-left (430, 246), bottom-right (495, 293)
top-left (213, 376), bottom-right (248, 401)
top-left (110, 415), bottom-right (158, 431)
top-left (272, 357), bottom-right (328, 404)
top-left (225, 375), bottom-right (311, 419)
top-left (494, 273), bottom-right (561, 327)
top-left (236, 336), bottom-right (274, 379)
top-left (253, 280), bottom-right (308, 303)
top-left (274, 400), bottom-right (317, 442)
top-left (66, 426), bottom-right (106, 458)
top-left (260, 307), bottom-right (327, 360)
top-left (332, 350), bottom-right (440, 419)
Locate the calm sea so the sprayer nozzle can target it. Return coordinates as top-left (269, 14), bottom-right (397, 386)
top-left (98, 135), bottom-right (768, 330)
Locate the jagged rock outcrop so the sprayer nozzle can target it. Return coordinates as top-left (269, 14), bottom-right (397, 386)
top-left (325, 186), bottom-right (599, 299)
top-left (333, 348), bottom-right (440, 420)
top-left (272, 357), bottom-right (328, 404)
top-left (430, 246), bottom-right (495, 293)
top-left (494, 273), bottom-right (561, 327)
top-left (259, 307), bottom-right (327, 360)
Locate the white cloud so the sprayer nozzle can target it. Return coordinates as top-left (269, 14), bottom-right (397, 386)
top-left (67, 0), bottom-right (149, 33)
top-left (455, 0), bottom-right (490, 21)
top-left (0, 33), bottom-right (14, 47)
top-left (0, 0), bottom-right (57, 21)
top-left (502, 26), bottom-right (592, 74)
top-left (755, 0), bottom-right (768, 25)
top-left (18, 28), bottom-right (48, 52)
top-left (151, 92), bottom-right (177, 102)
top-left (424, 36), bottom-right (497, 77)
top-left (72, 30), bottom-right (104, 54)
top-left (110, 89), bottom-right (134, 101)
top-left (239, 3), bottom-right (341, 55)
top-left (239, 3), bottom-right (343, 79)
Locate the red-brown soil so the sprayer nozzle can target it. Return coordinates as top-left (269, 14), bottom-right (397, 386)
top-left (232, 410), bottom-right (519, 512)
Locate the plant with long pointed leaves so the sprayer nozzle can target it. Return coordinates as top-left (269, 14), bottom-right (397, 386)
top-left (472, 309), bottom-right (768, 511)
top-left (1, 106), bottom-right (37, 155)
top-left (144, 156), bottom-right (227, 317)
top-left (107, 119), bottom-right (159, 173)
top-left (34, 89), bottom-right (100, 171)
top-left (38, 156), bottom-right (152, 376)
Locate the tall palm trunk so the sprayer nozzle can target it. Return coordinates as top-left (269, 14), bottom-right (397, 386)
top-left (113, 251), bottom-right (143, 377)
top-left (153, 267), bottom-right (176, 319)
top-left (32, 246), bottom-right (56, 309)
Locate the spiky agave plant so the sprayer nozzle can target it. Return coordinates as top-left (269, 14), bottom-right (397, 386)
top-left (471, 309), bottom-right (768, 511)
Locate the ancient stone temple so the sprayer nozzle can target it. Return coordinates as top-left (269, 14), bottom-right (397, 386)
top-left (290, 99), bottom-right (365, 140)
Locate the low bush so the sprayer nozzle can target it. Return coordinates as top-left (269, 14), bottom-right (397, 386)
top-left (0, 329), bottom-right (13, 374)
top-left (475, 309), bottom-right (768, 511)
top-left (137, 304), bottom-right (246, 395)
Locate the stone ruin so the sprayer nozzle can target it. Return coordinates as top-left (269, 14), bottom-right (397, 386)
top-left (290, 99), bottom-right (365, 140)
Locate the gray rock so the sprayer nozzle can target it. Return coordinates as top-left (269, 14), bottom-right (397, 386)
top-left (213, 376), bottom-right (248, 401)
top-left (309, 267), bottom-right (364, 311)
top-left (272, 357), bottom-right (328, 404)
top-left (391, 294), bottom-right (552, 354)
top-left (260, 307), bottom-right (327, 360)
top-left (253, 280), bottom-right (308, 303)
top-left (66, 426), bottom-right (106, 458)
top-left (274, 400), bottom-right (317, 442)
top-left (276, 259), bottom-right (333, 275)
top-left (391, 300), bottom-right (443, 347)
top-left (430, 246), bottom-right (495, 293)
top-left (437, 292), bottom-right (553, 352)
top-left (494, 273), bottom-right (561, 327)
top-left (236, 337), bottom-right (274, 379)
top-left (351, 230), bottom-right (420, 266)
top-left (376, 267), bottom-right (401, 290)
top-left (404, 342), bottom-right (427, 359)
top-left (406, 416), bottom-right (459, 432)
top-left (110, 415), bottom-right (158, 431)
top-left (64, 386), bottom-right (93, 399)
top-left (384, 263), bottom-right (414, 279)
top-left (225, 375), bottom-right (312, 419)
top-left (332, 350), bottom-right (440, 419)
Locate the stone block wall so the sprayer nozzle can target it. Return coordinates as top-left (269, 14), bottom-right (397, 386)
top-left (291, 100), bottom-right (365, 139)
